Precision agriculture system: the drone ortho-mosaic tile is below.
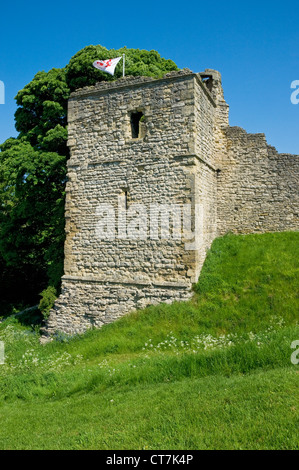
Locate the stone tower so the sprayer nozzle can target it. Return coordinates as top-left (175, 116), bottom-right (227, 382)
top-left (45, 69), bottom-right (298, 336)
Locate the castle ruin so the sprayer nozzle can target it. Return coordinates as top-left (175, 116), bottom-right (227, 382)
top-left (45, 69), bottom-right (299, 336)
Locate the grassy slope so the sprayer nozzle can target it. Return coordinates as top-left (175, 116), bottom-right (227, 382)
top-left (0, 232), bottom-right (298, 450)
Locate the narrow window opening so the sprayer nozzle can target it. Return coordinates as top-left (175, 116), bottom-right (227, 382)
top-left (120, 188), bottom-right (129, 209)
top-left (130, 111), bottom-right (144, 139)
top-left (200, 74), bottom-right (213, 93)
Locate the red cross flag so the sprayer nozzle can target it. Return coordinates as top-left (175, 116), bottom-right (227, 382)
top-left (93, 57), bottom-right (122, 76)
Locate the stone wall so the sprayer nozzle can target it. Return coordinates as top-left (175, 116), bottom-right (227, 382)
top-left (45, 68), bottom-right (299, 337)
top-left (46, 70), bottom-right (220, 335)
top-left (217, 127), bottom-right (299, 234)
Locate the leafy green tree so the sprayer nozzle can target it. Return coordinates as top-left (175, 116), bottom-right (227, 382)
top-left (0, 45), bottom-right (178, 313)
top-left (15, 68), bottom-right (69, 154)
top-left (66, 45), bottom-right (178, 91)
top-left (0, 138), bottom-right (66, 310)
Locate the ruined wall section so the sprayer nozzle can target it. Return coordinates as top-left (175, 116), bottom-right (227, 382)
top-left (217, 127), bottom-right (299, 234)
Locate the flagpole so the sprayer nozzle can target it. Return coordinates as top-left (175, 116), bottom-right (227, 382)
top-left (123, 54), bottom-right (125, 77)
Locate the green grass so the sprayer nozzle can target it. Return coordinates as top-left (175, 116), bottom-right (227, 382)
top-left (0, 368), bottom-right (298, 450)
top-left (0, 232), bottom-right (298, 449)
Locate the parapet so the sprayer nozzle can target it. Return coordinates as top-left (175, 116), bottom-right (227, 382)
top-left (69, 68), bottom-right (219, 106)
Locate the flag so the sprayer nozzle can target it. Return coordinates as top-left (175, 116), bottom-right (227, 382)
top-left (93, 57), bottom-right (122, 76)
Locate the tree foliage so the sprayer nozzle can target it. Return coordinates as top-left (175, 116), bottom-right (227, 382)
top-left (0, 45), bottom-right (178, 313)
top-left (15, 68), bottom-right (69, 153)
top-left (0, 138), bottom-right (66, 298)
top-left (66, 45), bottom-right (178, 91)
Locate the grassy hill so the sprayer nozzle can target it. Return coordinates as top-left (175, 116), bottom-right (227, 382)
top-left (0, 232), bottom-right (298, 450)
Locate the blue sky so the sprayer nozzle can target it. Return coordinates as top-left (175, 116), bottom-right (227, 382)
top-left (0, 0), bottom-right (298, 153)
